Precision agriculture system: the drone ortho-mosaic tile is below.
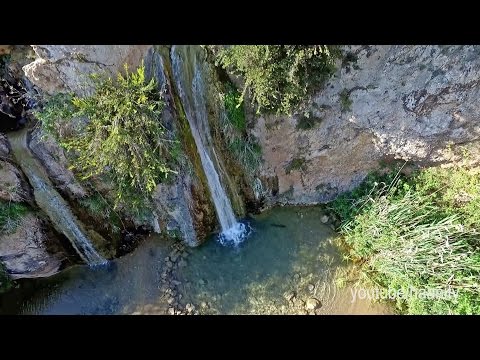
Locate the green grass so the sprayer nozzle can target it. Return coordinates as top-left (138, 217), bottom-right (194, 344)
top-left (224, 84), bottom-right (246, 132)
top-left (0, 54), bottom-right (11, 75)
top-left (329, 163), bottom-right (480, 314)
top-left (0, 201), bottom-right (29, 235)
top-left (221, 84), bottom-right (262, 177)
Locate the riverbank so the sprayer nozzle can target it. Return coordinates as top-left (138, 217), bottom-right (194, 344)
top-left (329, 159), bottom-right (480, 315)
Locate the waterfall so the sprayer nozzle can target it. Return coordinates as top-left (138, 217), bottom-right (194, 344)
top-left (170, 46), bottom-right (247, 245)
top-left (7, 129), bottom-right (107, 266)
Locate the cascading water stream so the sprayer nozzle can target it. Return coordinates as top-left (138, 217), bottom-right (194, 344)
top-left (7, 128), bottom-right (107, 266)
top-left (170, 46), bottom-right (248, 245)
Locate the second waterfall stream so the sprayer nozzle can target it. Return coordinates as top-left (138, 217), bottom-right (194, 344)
top-left (7, 129), bottom-right (107, 265)
top-left (171, 46), bottom-right (248, 245)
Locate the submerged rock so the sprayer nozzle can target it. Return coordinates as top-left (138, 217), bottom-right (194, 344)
top-left (305, 298), bottom-right (322, 311)
top-left (283, 291), bottom-right (296, 302)
top-left (200, 301), bottom-right (209, 309)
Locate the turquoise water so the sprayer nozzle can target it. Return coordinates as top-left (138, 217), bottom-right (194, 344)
top-left (0, 206), bottom-right (391, 315)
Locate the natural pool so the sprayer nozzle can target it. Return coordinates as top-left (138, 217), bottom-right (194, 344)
top-left (0, 206), bottom-right (392, 315)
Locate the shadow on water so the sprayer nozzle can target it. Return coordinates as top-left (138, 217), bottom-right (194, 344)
top-left (0, 238), bottom-right (170, 315)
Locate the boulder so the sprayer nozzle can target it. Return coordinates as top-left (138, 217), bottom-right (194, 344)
top-left (0, 214), bottom-right (62, 279)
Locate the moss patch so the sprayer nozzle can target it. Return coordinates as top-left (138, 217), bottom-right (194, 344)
top-left (296, 113), bottom-right (323, 130)
top-left (285, 157), bottom-right (307, 175)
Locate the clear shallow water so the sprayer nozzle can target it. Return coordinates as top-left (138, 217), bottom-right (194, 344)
top-left (0, 206), bottom-right (392, 315)
top-left (173, 206), bottom-right (391, 315)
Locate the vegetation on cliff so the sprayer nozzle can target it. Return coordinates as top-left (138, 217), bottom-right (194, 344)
top-left (330, 162), bottom-right (480, 314)
top-left (0, 200), bottom-right (29, 235)
top-left (215, 45), bottom-right (340, 115)
top-left (0, 200), bottom-right (30, 293)
top-left (36, 64), bottom-right (178, 212)
top-left (220, 84), bottom-right (262, 177)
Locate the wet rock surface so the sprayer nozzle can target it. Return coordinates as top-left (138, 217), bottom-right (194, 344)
top-left (0, 214), bottom-right (63, 279)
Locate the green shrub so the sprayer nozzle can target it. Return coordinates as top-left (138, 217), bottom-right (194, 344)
top-left (215, 45), bottom-right (339, 115)
top-left (78, 193), bottom-right (122, 234)
top-left (36, 63), bottom-right (178, 211)
top-left (34, 92), bottom-right (76, 136)
top-left (0, 200), bottom-right (29, 235)
top-left (223, 84), bottom-right (246, 131)
top-left (329, 164), bottom-right (480, 314)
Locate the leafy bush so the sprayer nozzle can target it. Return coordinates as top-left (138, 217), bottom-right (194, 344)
top-left (78, 193), bottom-right (122, 234)
top-left (36, 63), bottom-right (177, 211)
top-left (33, 92), bottom-right (77, 136)
top-left (215, 45), bottom-right (339, 115)
top-left (329, 163), bottom-right (480, 314)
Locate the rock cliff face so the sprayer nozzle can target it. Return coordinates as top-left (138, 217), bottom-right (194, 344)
top-left (20, 44), bottom-right (480, 232)
top-left (0, 214), bottom-right (62, 279)
top-left (21, 45), bottom-right (222, 246)
top-left (0, 134), bottom-right (64, 280)
top-left (255, 45), bottom-right (480, 205)
top-left (23, 45), bottom-right (151, 96)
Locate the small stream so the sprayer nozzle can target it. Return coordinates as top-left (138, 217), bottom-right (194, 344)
top-left (7, 128), bottom-right (106, 265)
top-left (0, 206), bottom-right (392, 315)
